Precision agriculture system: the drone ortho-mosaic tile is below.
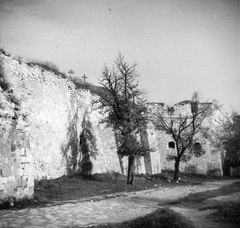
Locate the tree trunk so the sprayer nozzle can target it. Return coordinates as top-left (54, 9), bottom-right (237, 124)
top-left (114, 130), bottom-right (124, 175)
top-left (174, 158), bottom-right (180, 181)
top-left (127, 156), bottom-right (135, 185)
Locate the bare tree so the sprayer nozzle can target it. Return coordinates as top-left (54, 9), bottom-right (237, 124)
top-left (95, 53), bottom-right (151, 184)
top-left (152, 93), bottom-right (217, 180)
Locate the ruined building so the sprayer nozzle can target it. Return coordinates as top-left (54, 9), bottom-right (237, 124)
top-left (0, 52), bottom-right (225, 199)
top-left (147, 102), bottom-right (225, 176)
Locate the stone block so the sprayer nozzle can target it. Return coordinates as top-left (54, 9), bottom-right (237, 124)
top-left (20, 163), bottom-right (30, 175)
top-left (17, 177), bottom-right (22, 187)
top-left (16, 187), bottom-right (23, 192)
top-left (0, 184), bottom-right (5, 190)
top-left (11, 152), bottom-right (16, 158)
top-left (18, 168), bottom-right (24, 176)
top-left (23, 139), bottom-right (30, 148)
top-left (20, 148), bottom-right (26, 156)
top-left (24, 187), bottom-right (34, 196)
top-left (0, 177), bottom-right (8, 185)
top-left (27, 176), bottom-right (34, 188)
top-left (2, 165), bottom-right (13, 177)
top-left (7, 176), bottom-right (15, 182)
top-left (0, 189), bottom-right (4, 197)
top-left (7, 179), bottom-right (18, 190)
top-left (20, 156), bottom-right (27, 163)
top-left (21, 178), bottom-right (27, 188)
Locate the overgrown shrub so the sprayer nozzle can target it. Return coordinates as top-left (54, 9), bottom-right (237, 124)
top-left (93, 172), bottom-right (125, 182)
top-left (14, 55), bottom-right (24, 64)
top-left (69, 75), bottom-right (103, 95)
top-left (150, 173), bottom-right (170, 181)
top-left (0, 196), bottom-right (36, 209)
top-left (27, 60), bottom-right (67, 78)
top-left (208, 202), bottom-right (240, 225)
top-left (0, 48), bottom-right (10, 56)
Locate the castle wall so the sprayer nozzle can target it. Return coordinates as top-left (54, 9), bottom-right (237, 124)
top-left (158, 132), bottom-right (223, 176)
top-left (0, 53), bottom-right (224, 200)
top-left (147, 102), bottom-right (224, 176)
top-left (86, 110), bottom-right (122, 174)
top-left (0, 54), bottom-right (122, 200)
top-left (0, 84), bottom-right (34, 199)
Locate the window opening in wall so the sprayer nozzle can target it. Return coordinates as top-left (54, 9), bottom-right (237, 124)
top-left (168, 141), bottom-right (175, 149)
top-left (193, 142), bottom-right (201, 151)
top-left (193, 142), bottom-right (205, 157)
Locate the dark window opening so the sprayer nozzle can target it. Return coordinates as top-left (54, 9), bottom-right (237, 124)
top-left (193, 142), bottom-right (202, 151)
top-left (168, 141), bottom-right (175, 149)
top-left (193, 142), bottom-right (205, 157)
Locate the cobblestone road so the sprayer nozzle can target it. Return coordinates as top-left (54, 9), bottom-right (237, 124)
top-left (0, 180), bottom-right (237, 228)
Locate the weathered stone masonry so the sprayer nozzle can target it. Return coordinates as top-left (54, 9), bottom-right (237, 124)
top-left (147, 102), bottom-right (225, 176)
top-left (0, 53), bottom-right (122, 199)
top-left (0, 84), bottom-right (34, 199)
top-left (0, 53), bottom-right (225, 200)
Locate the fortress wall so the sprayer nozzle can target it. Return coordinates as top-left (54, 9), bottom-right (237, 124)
top-left (0, 83), bottom-right (34, 199)
top-left (159, 134), bottom-right (223, 176)
top-left (0, 54), bottom-right (121, 199)
top-left (1, 54), bottom-right (79, 179)
top-left (87, 109), bottom-right (121, 174)
top-left (0, 53), bottom-right (224, 200)
top-left (147, 102), bottom-right (224, 176)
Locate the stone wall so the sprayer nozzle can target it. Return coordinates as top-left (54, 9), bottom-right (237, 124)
top-left (0, 80), bottom-right (34, 199)
top-left (147, 102), bottom-right (224, 176)
top-left (1, 54), bottom-right (124, 178)
top-left (0, 53), bottom-right (225, 200)
top-left (0, 53), bottom-right (125, 199)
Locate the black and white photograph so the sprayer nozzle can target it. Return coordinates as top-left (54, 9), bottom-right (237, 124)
top-left (0, 0), bottom-right (240, 227)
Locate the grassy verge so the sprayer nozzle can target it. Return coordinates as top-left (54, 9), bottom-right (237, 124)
top-left (0, 171), bottom-right (236, 210)
top-left (206, 202), bottom-right (240, 225)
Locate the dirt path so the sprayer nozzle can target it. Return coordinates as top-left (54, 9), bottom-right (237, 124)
top-left (0, 179), bottom-right (239, 227)
top-left (128, 179), bottom-right (237, 203)
top-left (126, 179), bottom-right (240, 228)
top-left (160, 181), bottom-right (240, 228)
top-left (170, 191), bottom-right (240, 228)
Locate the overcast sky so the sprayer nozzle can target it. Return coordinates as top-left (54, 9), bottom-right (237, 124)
top-left (1, 0), bottom-right (240, 114)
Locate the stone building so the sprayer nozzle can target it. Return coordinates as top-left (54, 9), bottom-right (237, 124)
top-left (0, 52), bottom-right (225, 199)
top-left (146, 101), bottom-right (225, 177)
